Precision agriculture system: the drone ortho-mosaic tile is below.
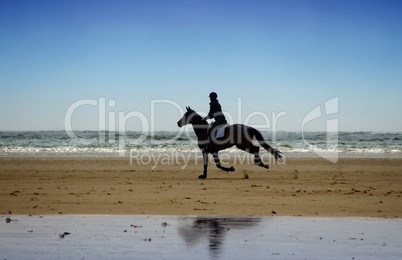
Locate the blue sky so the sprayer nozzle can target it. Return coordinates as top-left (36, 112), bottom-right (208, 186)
top-left (0, 0), bottom-right (401, 132)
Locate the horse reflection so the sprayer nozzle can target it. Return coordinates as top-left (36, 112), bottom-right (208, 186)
top-left (179, 217), bottom-right (260, 258)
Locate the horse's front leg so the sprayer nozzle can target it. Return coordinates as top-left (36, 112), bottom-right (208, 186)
top-left (212, 152), bottom-right (235, 172)
top-left (198, 152), bottom-right (208, 179)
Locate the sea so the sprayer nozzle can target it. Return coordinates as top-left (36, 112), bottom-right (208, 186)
top-left (0, 131), bottom-right (401, 158)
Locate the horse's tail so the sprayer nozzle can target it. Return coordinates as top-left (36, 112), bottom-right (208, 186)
top-left (251, 128), bottom-right (282, 160)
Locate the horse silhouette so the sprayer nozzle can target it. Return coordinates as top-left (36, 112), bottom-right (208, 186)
top-left (177, 106), bottom-right (282, 179)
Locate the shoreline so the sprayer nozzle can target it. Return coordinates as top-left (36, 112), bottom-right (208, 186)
top-left (1, 157), bottom-right (401, 218)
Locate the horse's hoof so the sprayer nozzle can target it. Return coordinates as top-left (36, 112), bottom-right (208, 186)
top-left (198, 175), bottom-right (206, 179)
top-left (229, 166), bottom-right (235, 172)
top-left (264, 164), bottom-right (270, 169)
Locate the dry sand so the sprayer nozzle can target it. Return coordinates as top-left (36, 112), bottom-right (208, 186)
top-left (1, 157), bottom-right (401, 217)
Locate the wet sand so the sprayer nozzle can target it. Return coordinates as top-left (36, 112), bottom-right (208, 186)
top-left (1, 157), bottom-right (402, 217)
top-left (2, 215), bottom-right (402, 259)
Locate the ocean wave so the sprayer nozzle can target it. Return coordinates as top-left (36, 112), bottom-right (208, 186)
top-left (1, 131), bottom-right (401, 157)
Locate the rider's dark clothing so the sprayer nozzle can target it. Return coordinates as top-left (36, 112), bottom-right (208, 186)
top-left (205, 99), bottom-right (227, 147)
top-left (206, 99), bottom-right (227, 127)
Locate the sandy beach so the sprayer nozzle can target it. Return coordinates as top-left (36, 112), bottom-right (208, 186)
top-left (1, 157), bottom-right (401, 218)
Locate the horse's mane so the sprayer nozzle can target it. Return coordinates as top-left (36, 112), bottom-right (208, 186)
top-left (188, 109), bottom-right (208, 125)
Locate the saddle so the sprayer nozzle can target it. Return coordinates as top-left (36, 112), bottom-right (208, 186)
top-left (215, 125), bottom-right (227, 139)
top-left (208, 124), bottom-right (228, 140)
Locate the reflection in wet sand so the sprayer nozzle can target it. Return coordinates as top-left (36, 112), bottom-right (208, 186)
top-left (1, 215), bottom-right (402, 259)
top-left (179, 217), bottom-right (260, 258)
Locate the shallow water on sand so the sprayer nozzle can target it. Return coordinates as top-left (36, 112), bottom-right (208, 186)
top-left (1, 215), bottom-right (402, 259)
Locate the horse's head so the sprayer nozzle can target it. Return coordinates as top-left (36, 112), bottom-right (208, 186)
top-left (177, 106), bottom-right (201, 127)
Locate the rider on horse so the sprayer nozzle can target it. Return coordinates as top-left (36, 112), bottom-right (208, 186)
top-left (203, 92), bottom-right (227, 150)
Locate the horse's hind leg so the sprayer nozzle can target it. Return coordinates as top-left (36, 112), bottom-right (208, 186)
top-left (254, 152), bottom-right (269, 169)
top-left (212, 152), bottom-right (235, 172)
top-left (241, 144), bottom-right (269, 169)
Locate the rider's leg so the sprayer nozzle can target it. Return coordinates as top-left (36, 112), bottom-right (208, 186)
top-left (207, 123), bottom-right (216, 151)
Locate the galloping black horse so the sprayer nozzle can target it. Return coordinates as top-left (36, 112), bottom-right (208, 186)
top-left (177, 107), bottom-right (282, 179)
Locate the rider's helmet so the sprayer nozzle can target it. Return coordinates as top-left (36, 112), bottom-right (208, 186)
top-left (209, 92), bottom-right (218, 100)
